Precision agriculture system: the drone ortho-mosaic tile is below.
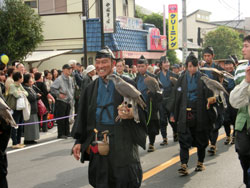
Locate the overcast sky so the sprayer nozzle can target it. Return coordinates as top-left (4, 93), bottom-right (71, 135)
top-left (135, 0), bottom-right (250, 22)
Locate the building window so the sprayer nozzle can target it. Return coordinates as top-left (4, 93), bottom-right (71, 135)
top-left (123, 0), bottom-right (128, 16)
top-left (188, 38), bottom-right (193, 43)
top-left (25, 0), bottom-right (37, 8)
top-left (96, 0), bottom-right (100, 18)
top-left (39, 0), bottom-right (67, 15)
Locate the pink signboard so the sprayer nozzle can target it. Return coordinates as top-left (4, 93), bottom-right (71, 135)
top-left (168, 4), bottom-right (178, 13)
top-left (147, 28), bottom-right (167, 51)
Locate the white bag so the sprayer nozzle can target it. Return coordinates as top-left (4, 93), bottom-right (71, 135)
top-left (22, 95), bottom-right (31, 121)
top-left (16, 95), bottom-right (25, 110)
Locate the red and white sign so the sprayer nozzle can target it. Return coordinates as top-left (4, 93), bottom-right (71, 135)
top-left (147, 28), bottom-right (167, 51)
top-left (114, 51), bottom-right (165, 60)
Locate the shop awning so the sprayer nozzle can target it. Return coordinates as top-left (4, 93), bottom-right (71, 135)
top-left (23, 50), bottom-right (72, 63)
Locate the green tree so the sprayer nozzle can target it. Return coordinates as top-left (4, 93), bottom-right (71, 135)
top-left (167, 50), bottom-right (179, 65)
top-left (143, 13), bottom-right (165, 35)
top-left (135, 5), bottom-right (146, 19)
top-left (135, 7), bottom-right (179, 64)
top-left (203, 26), bottom-right (242, 59)
top-left (0, 0), bottom-right (43, 63)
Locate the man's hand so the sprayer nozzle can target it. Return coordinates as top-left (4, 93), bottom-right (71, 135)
top-left (117, 103), bottom-right (134, 120)
top-left (170, 115), bottom-right (175, 123)
top-left (72, 144), bottom-right (81, 161)
top-left (59, 93), bottom-right (66, 99)
top-left (219, 76), bottom-right (224, 84)
top-left (207, 96), bottom-right (217, 109)
top-left (245, 66), bottom-right (250, 83)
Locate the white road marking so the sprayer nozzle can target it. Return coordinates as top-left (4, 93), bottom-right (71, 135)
top-left (7, 139), bottom-right (63, 154)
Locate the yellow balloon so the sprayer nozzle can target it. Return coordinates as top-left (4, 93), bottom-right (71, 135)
top-left (1, 54), bottom-right (9, 65)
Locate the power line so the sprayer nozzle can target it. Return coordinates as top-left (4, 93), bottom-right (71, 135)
top-left (220, 0), bottom-right (238, 12)
top-left (201, 13), bottom-right (244, 31)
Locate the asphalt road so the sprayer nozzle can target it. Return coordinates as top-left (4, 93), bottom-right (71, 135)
top-left (6, 127), bottom-right (245, 188)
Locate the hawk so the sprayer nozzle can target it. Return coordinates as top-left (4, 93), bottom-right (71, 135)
top-left (200, 76), bottom-right (229, 109)
top-left (144, 74), bottom-right (162, 94)
top-left (199, 67), bottom-right (234, 81)
top-left (0, 97), bottom-right (17, 128)
top-left (170, 76), bottom-right (178, 85)
top-left (106, 74), bottom-right (146, 123)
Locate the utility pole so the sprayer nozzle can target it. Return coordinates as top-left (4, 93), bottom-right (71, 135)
top-left (163, 4), bottom-right (167, 56)
top-left (100, 0), bottom-right (105, 48)
top-left (82, 0), bottom-right (88, 68)
top-left (238, 0), bottom-right (240, 20)
top-left (182, 0), bottom-right (188, 64)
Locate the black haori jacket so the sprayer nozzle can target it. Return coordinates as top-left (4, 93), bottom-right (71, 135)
top-left (74, 76), bottom-right (147, 167)
top-left (169, 71), bottom-right (216, 133)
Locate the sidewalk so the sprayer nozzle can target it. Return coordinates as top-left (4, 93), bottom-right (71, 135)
top-left (7, 125), bottom-right (58, 148)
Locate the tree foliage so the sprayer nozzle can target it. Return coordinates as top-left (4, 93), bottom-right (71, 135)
top-left (203, 26), bottom-right (242, 59)
top-left (0, 0), bottom-right (43, 63)
top-left (135, 6), bottom-right (179, 64)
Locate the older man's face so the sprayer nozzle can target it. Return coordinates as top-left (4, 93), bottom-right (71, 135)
top-left (17, 64), bottom-right (25, 74)
top-left (116, 62), bottom-right (124, 74)
top-left (95, 58), bottom-right (113, 78)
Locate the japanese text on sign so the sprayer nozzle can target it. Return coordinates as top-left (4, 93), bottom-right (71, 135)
top-left (168, 4), bottom-right (178, 49)
top-left (103, 0), bottom-right (114, 33)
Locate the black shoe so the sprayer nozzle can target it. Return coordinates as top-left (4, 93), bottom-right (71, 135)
top-left (207, 145), bottom-right (216, 155)
top-left (24, 140), bottom-right (37, 144)
top-left (224, 136), bottom-right (231, 145)
top-left (147, 144), bottom-right (155, 152)
top-left (230, 136), bottom-right (235, 145)
top-left (178, 164), bottom-right (188, 176)
top-left (173, 133), bottom-right (179, 142)
top-left (160, 138), bottom-right (168, 146)
top-left (195, 162), bottom-right (205, 172)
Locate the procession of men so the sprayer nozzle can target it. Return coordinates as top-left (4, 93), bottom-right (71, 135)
top-left (1, 36), bottom-right (250, 187)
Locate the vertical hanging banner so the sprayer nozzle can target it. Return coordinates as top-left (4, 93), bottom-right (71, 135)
top-left (103, 0), bottom-right (115, 33)
top-left (168, 4), bottom-right (178, 49)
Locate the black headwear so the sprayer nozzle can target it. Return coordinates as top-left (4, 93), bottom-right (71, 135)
top-left (185, 52), bottom-right (198, 67)
top-left (62, 64), bottom-right (72, 69)
top-left (96, 46), bottom-right (116, 59)
top-left (225, 58), bottom-right (235, 65)
top-left (229, 55), bottom-right (238, 64)
top-left (203, 46), bottom-right (214, 55)
top-left (160, 55), bottom-right (169, 63)
top-left (137, 55), bottom-right (148, 64)
top-left (172, 64), bottom-right (179, 69)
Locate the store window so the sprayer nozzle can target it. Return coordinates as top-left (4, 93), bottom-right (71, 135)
top-left (39, 0), bottom-right (67, 15)
top-left (123, 0), bottom-right (128, 16)
top-left (25, 0), bottom-right (37, 8)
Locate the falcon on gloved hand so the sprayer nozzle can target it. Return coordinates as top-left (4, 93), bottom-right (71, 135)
top-left (200, 76), bottom-right (229, 109)
top-left (106, 74), bottom-right (146, 123)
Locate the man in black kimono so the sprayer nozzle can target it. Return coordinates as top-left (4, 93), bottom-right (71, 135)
top-left (170, 53), bottom-right (216, 175)
top-left (134, 55), bottom-right (162, 152)
top-left (0, 88), bottom-right (11, 188)
top-left (157, 56), bottom-right (179, 145)
top-left (72, 47), bottom-right (147, 188)
top-left (202, 46), bottom-right (225, 155)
